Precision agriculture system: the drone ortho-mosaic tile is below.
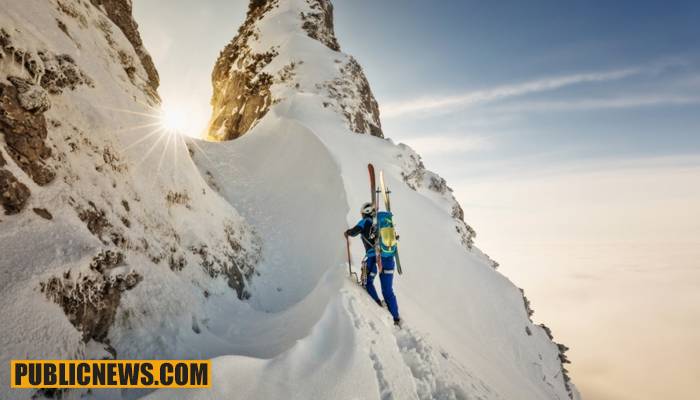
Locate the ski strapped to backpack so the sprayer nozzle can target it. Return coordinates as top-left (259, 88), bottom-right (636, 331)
top-left (368, 164), bottom-right (383, 272)
top-left (379, 170), bottom-right (403, 274)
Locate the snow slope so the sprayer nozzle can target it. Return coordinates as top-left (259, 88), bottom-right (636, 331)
top-left (149, 1), bottom-right (580, 399)
top-left (175, 99), bottom-right (577, 400)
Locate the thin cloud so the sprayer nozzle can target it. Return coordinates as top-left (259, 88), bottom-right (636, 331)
top-left (382, 67), bottom-right (641, 118)
top-left (401, 134), bottom-right (492, 156)
top-left (494, 95), bottom-right (700, 113)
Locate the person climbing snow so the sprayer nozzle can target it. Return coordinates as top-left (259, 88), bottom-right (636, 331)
top-left (345, 202), bottom-right (401, 326)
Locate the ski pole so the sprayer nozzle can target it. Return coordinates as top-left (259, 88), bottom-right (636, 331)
top-left (345, 233), bottom-right (352, 276)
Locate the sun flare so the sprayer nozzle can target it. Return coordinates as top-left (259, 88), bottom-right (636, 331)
top-left (159, 105), bottom-right (187, 134)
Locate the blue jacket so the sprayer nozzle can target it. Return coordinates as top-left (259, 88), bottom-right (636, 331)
top-left (346, 217), bottom-right (376, 256)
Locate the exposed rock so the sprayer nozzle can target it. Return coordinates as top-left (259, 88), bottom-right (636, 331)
top-left (190, 222), bottom-right (262, 300)
top-left (0, 168), bottom-right (31, 215)
top-left (208, 27), bottom-right (278, 141)
top-left (317, 57), bottom-right (383, 136)
top-left (0, 28), bottom-right (10, 51)
top-left (168, 249), bottom-right (186, 272)
top-left (483, 253), bottom-right (500, 270)
top-left (538, 324), bottom-right (575, 399)
top-left (300, 0), bottom-right (340, 51)
top-left (56, 0), bottom-right (89, 28)
top-left (8, 76), bottom-right (51, 113)
top-left (74, 200), bottom-right (112, 242)
top-left (519, 288), bottom-right (535, 320)
top-left (117, 49), bottom-right (137, 82)
top-left (99, 145), bottom-right (127, 173)
top-left (0, 27), bottom-right (94, 95)
top-left (1, 28), bottom-right (93, 95)
top-left (207, 0), bottom-right (383, 140)
top-left (206, 0), bottom-right (279, 140)
top-left (40, 250), bottom-right (142, 342)
top-left (32, 207), bottom-right (53, 220)
top-left (399, 145), bottom-right (476, 249)
top-left (0, 83), bottom-right (55, 186)
top-left (165, 190), bottom-right (191, 207)
top-left (89, 0), bottom-right (160, 92)
top-left (37, 52), bottom-right (93, 94)
top-left (56, 18), bottom-right (71, 38)
top-left (88, 249), bottom-right (124, 273)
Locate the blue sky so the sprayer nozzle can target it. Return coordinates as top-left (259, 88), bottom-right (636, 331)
top-left (133, 2), bottom-right (700, 399)
top-left (329, 0), bottom-right (700, 177)
top-left (134, 0), bottom-right (700, 172)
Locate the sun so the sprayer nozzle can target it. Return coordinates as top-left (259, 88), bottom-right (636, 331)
top-left (155, 100), bottom-right (209, 138)
top-left (159, 104), bottom-right (188, 134)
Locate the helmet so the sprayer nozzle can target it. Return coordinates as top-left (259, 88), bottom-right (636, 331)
top-left (360, 202), bottom-right (375, 216)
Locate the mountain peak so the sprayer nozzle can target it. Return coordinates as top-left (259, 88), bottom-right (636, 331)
top-left (206, 0), bottom-right (382, 141)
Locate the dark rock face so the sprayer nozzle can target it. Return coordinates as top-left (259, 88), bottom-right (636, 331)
top-left (207, 0), bottom-right (280, 141)
top-left (301, 0), bottom-right (341, 51)
top-left (1, 29), bottom-right (94, 95)
top-left (32, 207), bottom-right (53, 220)
top-left (75, 200), bottom-right (113, 243)
top-left (7, 76), bottom-right (51, 113)
top-left (318, 57), bottom-right (383, 137)
top-left (36, 52), bottom-right (94, 95)
top-left (0, 28), bottom-right (96, 198)
top-left (400, 148), bottom-right (476, 249)
top-left (40, 250), bottom-right (142, 342)
top-left (539, 324), bottom-right (575, 399)
top-left (0, 168), bottom-right (31, 215)
top-left (0, 83), bottom-right (55, 186)
top-left (207, 0), bottom-right (383, 140)
top-left (189, 222), bottom-right (261, 300)
top-left (89, 0), bottom-right (160, 92)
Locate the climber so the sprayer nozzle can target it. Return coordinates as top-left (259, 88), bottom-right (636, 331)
top-left (345, 202), bottom-right (401, 326)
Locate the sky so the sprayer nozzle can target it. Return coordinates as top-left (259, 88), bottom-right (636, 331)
top-left (132, 1), bottom-right (700, 399)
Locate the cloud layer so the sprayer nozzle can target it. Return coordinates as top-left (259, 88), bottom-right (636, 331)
top-left (382, 67), bottom-right (642, 117)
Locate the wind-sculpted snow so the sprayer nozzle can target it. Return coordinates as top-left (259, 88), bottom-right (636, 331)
top-left (180, 0), bottom-right (580, 398)
top-left (182, 94), bottom-right (579, 399)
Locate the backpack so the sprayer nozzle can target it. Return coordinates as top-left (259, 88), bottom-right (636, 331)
top-left (377, 211), bottom-right (397, 257)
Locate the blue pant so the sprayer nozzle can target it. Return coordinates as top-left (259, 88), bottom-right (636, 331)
top-left (365, 255), bottom-right (400, 321)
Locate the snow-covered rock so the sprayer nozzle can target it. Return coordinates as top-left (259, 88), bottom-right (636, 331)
top-left (207, 0), bottom-right (382, 141)
top-left (0, 1), bottom-right (260, 398)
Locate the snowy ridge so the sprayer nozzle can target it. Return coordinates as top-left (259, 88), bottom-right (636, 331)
top-left (184, 96), bottom-right (580, 400)
top-left (170, 0), bottom-right (580, 398)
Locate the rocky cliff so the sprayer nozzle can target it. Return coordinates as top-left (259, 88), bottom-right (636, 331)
top-left (207, 0), bottom-right (382, 141)
top-left (89, 0), bottom-right (160, 93)
top-left (0, 2), bottom-right (260, 396)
